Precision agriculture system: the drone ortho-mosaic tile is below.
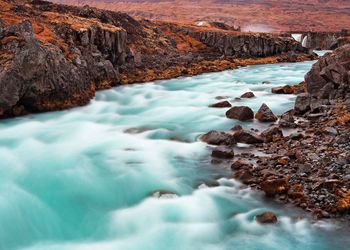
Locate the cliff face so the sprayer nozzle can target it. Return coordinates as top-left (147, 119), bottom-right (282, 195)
top-left (183, 29), bottom-right (308, 57)
top-left (0, 0), bottom-right (315, 118)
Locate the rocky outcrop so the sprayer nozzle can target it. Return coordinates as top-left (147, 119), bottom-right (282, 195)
top-left (295, 44), bottom-right (350, 114)
top-left (298, 30), bottom-right (350, 50)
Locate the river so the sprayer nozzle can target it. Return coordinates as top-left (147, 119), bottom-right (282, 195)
top-left (0, 55), bottom-right (349, 250)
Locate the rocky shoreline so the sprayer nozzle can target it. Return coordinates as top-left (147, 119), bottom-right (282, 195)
top-left (201, 45), bottom-right (350, 220)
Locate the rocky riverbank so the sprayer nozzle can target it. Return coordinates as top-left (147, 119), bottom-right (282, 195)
top-left (202, 45), bottom-right (350, 219)
top-left (0, 0), bottom-right (315, 119)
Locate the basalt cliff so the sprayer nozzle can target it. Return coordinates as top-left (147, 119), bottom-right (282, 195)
top-left (0, 0), bottom-right (314, 118)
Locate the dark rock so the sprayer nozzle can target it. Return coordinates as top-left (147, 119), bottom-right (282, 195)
top-left (231, 125), bottom-right (243, 131)
top-left (233, 130), bottom-right (263, 144)
top-left (212, 146), bottom-right (235, 159)
top-left (240, 92), bottom-right (255, 98)
top-left (209, 101), bottom-right (232, 108)
top-left (256, 211), bottom-right (278, 224)
top-left (226, 106), bottom-right (254, 121)
top-left (272, 85), bottom-right (293, 94)
top-left (255, 103), bottom-right (277, 122)
top-left (261, 126), bottom-right (283, 143)
top-left (294, 94), bottom-right (311, 114)
top-left (201, 131), bottom-right (236, 146)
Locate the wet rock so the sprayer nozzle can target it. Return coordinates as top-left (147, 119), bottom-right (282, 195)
top-left (272, 85), bottom-right (293, 94)
top-left (240, 92), bottom-right (255, 98)
top-left (255, 103), bottom-right (277, 122)
top-left (233, 130), bottom-right (263, 144)
top-left (256, 211), bottom-right (278, 224)
top-left (212, 146), bottom-right (235, 159)
top-left (209, 101), bottom-right (232, 108)
top-left (260, 178), bottom-right (289, 196)
top-left (201, 131), bottom-right (236, 146)
top-left (231, 125), bottom-right (243, 131)
top-left (261, 126), bottom-right (283, 143)
top-left (152, 191), bottom-right (179, 199)
top-left (234, 169), bottom-right (255, 184)
top-left (226, 106), bottom-right (254, 121)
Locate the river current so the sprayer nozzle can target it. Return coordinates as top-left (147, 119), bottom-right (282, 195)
top-left (0, 53), bottom-right (349, 250)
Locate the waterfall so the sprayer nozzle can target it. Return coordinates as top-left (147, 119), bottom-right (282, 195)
top-left (302, 36), bottom-right (308, 47)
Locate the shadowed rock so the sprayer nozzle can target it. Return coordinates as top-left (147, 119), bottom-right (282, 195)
top-left (212, 146), bottom-right (234, 159)
top-left (261, 126), bottom-right (283, 142)
top-left (240, 92), bottom-right (255, 98)
top-left (201, 131), bottom-right (236, 146)
top-left (209, 101), bottom-right (232, 108)
top-left (233, 130), bottom-right (263, 144)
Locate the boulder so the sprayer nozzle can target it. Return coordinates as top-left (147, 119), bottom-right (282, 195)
top-left (261, 126), bottom-right (283, 143)
top-left (240, 92), bottom-right (255, 98)
top-left (212, 146), bottom-right (235, 159)
top-left (256, 212), bottom-right (278, 224)
top-left (226, 106), bottom-right (254, 121)
top-left (233, 130), bottom-right (263, 144)
top-left (294, 93), bottom-right (311, 114)
top-left (255, 103), bottom-right (277, 122)
top-left (201, 131), bottom-right (236, 146)
top-left (272, 85), bottom-right (293, 94)
top-left (209, 101), bottom-right (232, 108)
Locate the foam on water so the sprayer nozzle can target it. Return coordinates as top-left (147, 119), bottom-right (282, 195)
top-left (0, 59), bottom-right (349, 250)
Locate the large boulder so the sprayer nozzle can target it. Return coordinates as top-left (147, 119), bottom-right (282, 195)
top-left (233, 130), bottom-right (263, 144)
top-left (294, 93), bottom-right (311, 114)
top-left (226, 106), bottom-right (254, 121)
top-left (255, 103), bottom-right (277, 122)
top-left (211, 146), bottom-right (235, 159)
top-left (201, 131), bottom-right (236, 145)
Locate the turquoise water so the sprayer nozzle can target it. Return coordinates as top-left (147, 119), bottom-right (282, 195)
top-left (0, 60), bottom-right (349, 250)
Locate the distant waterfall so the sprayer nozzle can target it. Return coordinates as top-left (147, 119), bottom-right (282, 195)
top-left (302, 36), bottom-right (308, 47)
top-left (291, 34), bottom-right (302, 42)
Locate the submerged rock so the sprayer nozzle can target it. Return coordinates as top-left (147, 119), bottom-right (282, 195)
top-left (255, 103), bottom-right (277, 122)
top-left (240, 92), bottom-right (255, 98)
top-left (226, 106), bottom-right (254, 121)
top-left (256, 212), bottom-right (278, 224)
top-left (209, 101), bottom-right (232, 108)
top-left (152, 191), bottom-right (179, 199)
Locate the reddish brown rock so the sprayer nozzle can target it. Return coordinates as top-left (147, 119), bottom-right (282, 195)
top-left (261, 126), bottom-right (283, 143)
top-left (256, 211), bottom-right (278, 224)
top-left (260, 178), bottom-right (289, 196)
top-left (272, 85), bottom-right (294, 94)
top-left (226, 106), bottom-right (254, 121)
top-left (240, 92), bottom-right (255, 98)
top-left (209, 101), bottom-right (232, 108)
top-left (255, 103), bottom-right (277, 122)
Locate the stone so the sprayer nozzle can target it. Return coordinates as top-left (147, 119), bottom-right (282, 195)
top-left (209, 101), bottom-right (232, 108)
top-left (201, 131), bottom-right (236, 146)
top-left (272, 85), bottom-right (293, 94)
top-left (231, 125), bottom-right (243, 131)
top-left (324, 127), bottom-right (338, 135)
top-left (233, 130), bottom-right (263, 144)
top-left (226, 106), bottom-right (254, 121)
top-left (260, 178), bottom-right (289, 196)
top-left (240, 92), bottom-right (255, 98)
top-left (212, 146), bottom-right (235, 159)
top-left (261, 126), bottom-right (283, 143)
top-left (294, 93), bottom-right (311, 114)
top-left (256, 211), bottom-right (278, 224)
top-left (152, 191), bottom-right (179, 199)
top-left (255, 103), bottom-right (277, 122)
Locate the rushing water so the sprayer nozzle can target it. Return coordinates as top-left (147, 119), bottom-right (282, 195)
top-left (0, 59), bottom-right (349, 250)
